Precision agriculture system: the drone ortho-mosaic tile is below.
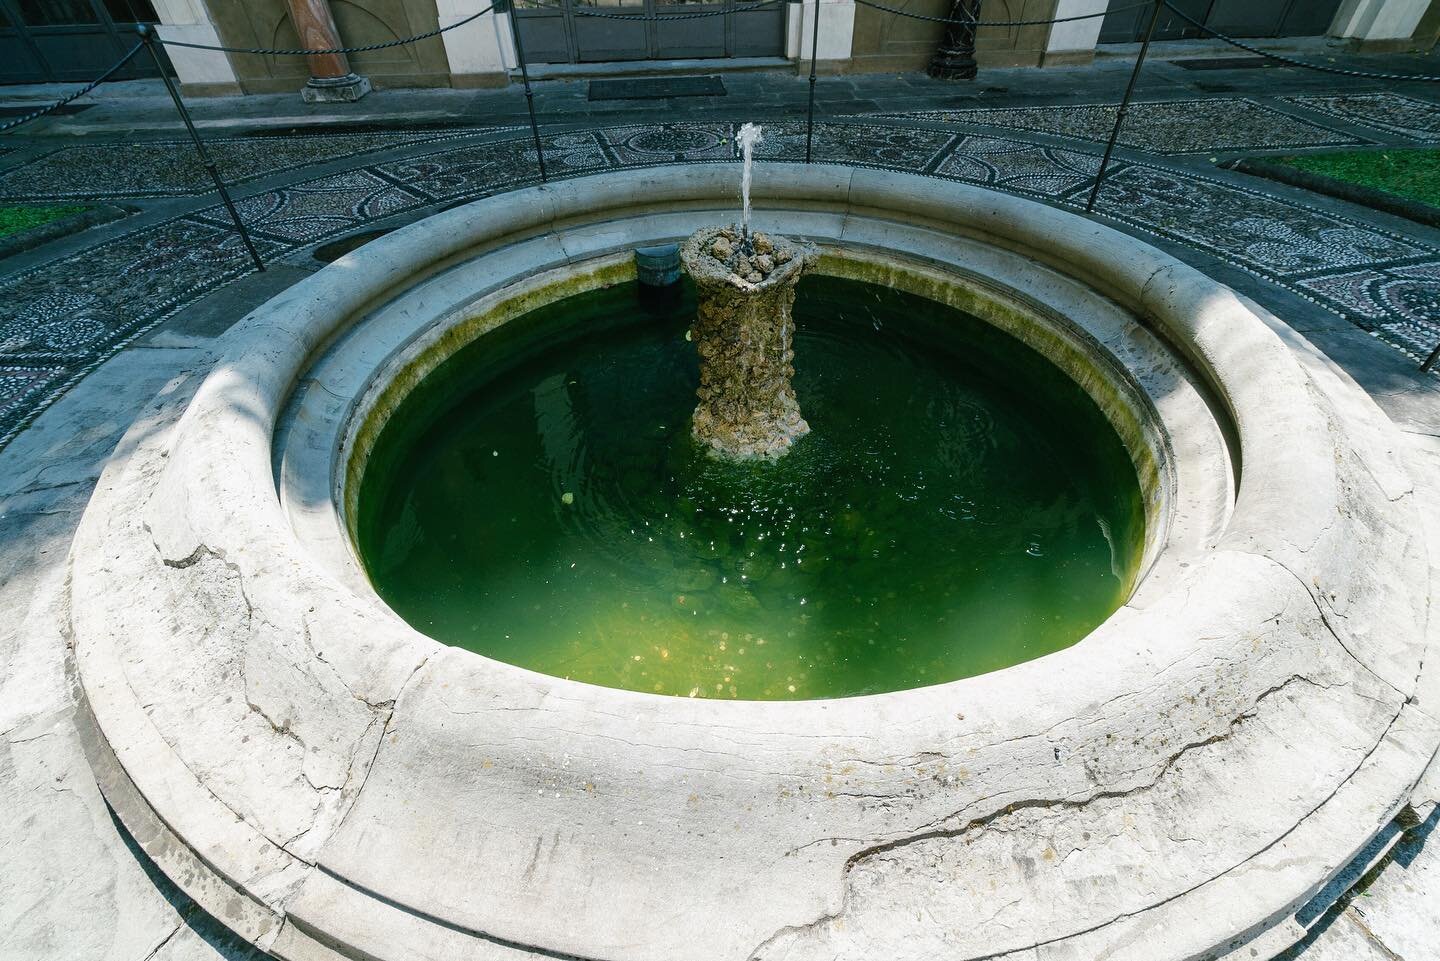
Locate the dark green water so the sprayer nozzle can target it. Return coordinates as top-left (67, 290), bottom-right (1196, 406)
top-left (356, 276), bottom-right (1145, 700)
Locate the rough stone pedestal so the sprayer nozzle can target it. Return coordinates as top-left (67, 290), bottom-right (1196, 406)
top-left (680, 224), bottom-right (813, 460)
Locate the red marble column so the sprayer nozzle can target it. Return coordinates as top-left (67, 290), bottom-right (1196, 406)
top-left (285, 0), bottom-right (372, 102)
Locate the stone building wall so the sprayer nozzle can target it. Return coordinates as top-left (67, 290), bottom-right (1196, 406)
top-left (207, 0), bottom-right (452, 93)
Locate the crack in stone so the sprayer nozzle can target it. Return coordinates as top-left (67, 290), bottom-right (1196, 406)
top-left (138, 918), bottom-right (184, 961)
top-left (323, 650), bottom-right (433, 845)
top-left (1267, 554), bottom-right (1413, 704)
top-left (1344, 904), bottom-right (1409, 961)
top-left (754, 673), bottom-right (1320, 960)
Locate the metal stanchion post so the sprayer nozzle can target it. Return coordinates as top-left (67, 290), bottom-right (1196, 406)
top-left (505, 0), bottom-right (548, 182)
top-left (1084, 0), bottom-right (1162, 214)
top-left (805, 0), bottom-right (820, 163)
top-left (927, 0), bottom-right (981, 79)
top-left (138, 25), bottom-right (265, 272)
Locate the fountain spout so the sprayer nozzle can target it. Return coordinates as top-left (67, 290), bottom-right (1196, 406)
top-left (681, 224), bottom-right (813, 460)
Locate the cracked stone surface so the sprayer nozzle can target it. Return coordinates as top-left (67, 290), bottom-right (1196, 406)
top-left (0, 345), bottom-right (266, 961)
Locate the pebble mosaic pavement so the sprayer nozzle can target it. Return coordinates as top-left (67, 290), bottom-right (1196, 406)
top-left (1, 94), bottom-right (1439, 450)
top-left (0, 126), bottom-right (503, 199)
top-left (1282, 92), bottom-right (1440, 144)
top-left (879, 97), bottom-right (1374, 154)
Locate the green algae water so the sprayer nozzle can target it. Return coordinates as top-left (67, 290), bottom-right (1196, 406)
top-left (356, 276), bottom-right (1145, 700)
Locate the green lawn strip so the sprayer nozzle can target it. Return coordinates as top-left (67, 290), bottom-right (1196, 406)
top-left (1271, 149), bottom-right (1440, 209)
top-left (0, 204), bottom-right (91, 238)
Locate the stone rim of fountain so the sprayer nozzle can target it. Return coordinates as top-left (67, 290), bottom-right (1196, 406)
top-left (65, 165), bottom-right (1439, 961)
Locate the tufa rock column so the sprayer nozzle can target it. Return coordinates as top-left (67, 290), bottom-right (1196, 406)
top-left (680, 225), bottom-right (814, 460)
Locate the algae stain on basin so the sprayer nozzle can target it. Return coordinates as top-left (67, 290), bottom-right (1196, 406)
top-left (355, 276), bottom-right (1146, 700)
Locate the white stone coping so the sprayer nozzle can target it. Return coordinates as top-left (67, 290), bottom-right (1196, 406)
top-left (69, 165), bottom-right (1438, 961)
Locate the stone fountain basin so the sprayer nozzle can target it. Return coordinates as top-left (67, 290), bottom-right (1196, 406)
top-left (69, 165), bottom-right (1439, 961)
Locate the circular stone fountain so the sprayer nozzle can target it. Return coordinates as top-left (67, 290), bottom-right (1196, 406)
top-left (67, 165), bottom-right (1439, 961)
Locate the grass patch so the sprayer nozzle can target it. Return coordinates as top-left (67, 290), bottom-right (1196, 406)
top-left (0, 203), bottom-right (90, 238)
top-left (1272, 149), bottom-right (1440, 209)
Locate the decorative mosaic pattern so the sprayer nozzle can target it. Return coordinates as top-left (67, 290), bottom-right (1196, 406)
top-left (0, 364), bottom-right (67, 425)
top-left (1087, 162), bottom-right (1440, 362)
top-left (197, 170), bottom-right (428, 244)
top-left (0, 128), bottom-right (488, 200)
top-left (1090, 164), bottom-right (1424, 274)
top-left (378, 133), bottom-right (606, 201)
top-left (758, 123), bottom-right (955, 170)
top-left (2, 118), bottom-right (1437, 451)
top-left (1293, 263), bottom-right (1440, 359)
top-left (1283, 92), bottom-right (1440, 144)
top-left (882, 98), bottom-right (1370, 155)
top-left (0, 216), bottom-right (286, 446)
top-left (936, 136), bottom-right (1101, 197)
top-left (599, 123), bottom-right (739, 164)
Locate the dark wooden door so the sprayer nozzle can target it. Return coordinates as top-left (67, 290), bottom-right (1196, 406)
top-left (514, 0), bottom-right (784, 64)
top-left (0, 0), bottom-right (167, 84)
top-left (1098, 0), bottom-right (1346, 42)
top-left (1099, 0), bottom-right (1210, 42)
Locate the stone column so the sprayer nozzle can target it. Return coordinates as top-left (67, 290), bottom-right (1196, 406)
top-left (285, 0), bottom-right (371, 102)
top-left (681, 226), bottom-right (813, 461)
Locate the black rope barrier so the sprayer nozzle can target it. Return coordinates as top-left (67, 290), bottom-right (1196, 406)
top-left (1161, 0), bottom-right (1440, 82)
top-left (506, 0), bottom-right (549, 182)
top-left (509, 0), bottom-right (788, 22)
top-left (852, 0), bottom-right (1153, 28)
top-left (1085, 0), bottom-right (1161, 212)
top-left (154, 5), bottom-right (493, 57)
top-left (137, 24), bottom-right (266, 272)
top-left (806, 0), bottom-right (820, 162)
top-left (0, 41), bottom-right (144, 133)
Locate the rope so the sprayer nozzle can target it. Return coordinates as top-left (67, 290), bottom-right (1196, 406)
top-left (1161, 0), bottom-right (1440, 82)
top-left (156, 4), bottom-right (493, 56)
top-left (850, 0), bottom-right (1153, 28)
top-left (511, 0), bottom-right (788, 23)
top-left (0, 41), bottom-right (144, 133)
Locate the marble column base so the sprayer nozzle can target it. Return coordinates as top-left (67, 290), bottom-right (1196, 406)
top-left (301, 73), bottom-right (372, 103)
